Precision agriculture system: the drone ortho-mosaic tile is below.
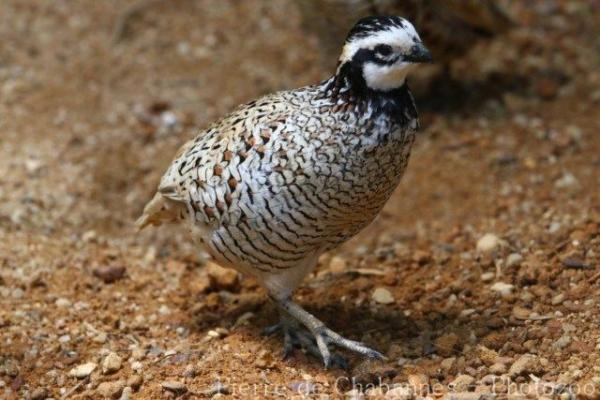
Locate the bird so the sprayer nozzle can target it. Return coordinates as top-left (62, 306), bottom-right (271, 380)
top-left (137, 15), bottom-right (432, 368)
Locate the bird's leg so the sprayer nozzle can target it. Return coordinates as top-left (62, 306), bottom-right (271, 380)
top-left (269, 296), bottom-right (384, 368)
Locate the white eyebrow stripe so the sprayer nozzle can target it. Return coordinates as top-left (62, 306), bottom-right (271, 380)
top-left (338, 24), bottom-right (420, 65)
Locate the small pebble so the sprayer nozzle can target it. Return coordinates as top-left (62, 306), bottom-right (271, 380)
top-left (96, 380), bottom-right (125, 399)
top-left (489, 362), bottom-right (507, 374)
top-left (554, 172), bottom-right (579, 189)
top-left (93, 265), bottom-right (126, 283)
top-left (450, 374), bottom-right (475, 392)
top-left (68, 362), bottom-right (97, 378)
top-left (131, 361), bottom-right (143, 371)
top-left (329, 256), bottom-right (347, 274)
top-left (480, 272), bottom-right (495, 282)
top-left (92, 332), bottom-right (108, 343)
top-left (440, 357), bottom-right (456, 371)
top-left (548, 222), bottom-right (562, 234)
top-left (126, 375), bottom-right (143, 391)
top-left (505, 253), bottom-right (523, 267)
top-left (490, 282), bottom-right (514, 297)
top-left (161, 381), bottom-right (187, 395)
top-left (55, 298), bottom-right (72, 308)
top-left (30, 387), bottom-right (48, 400)
top-left (554, 335), bottom-right (571, 349)
top-left (102, 352), bottom-right (122, 374)
top-left (130, 346), bottom-right (146, 360)
top-left (513, 306), bottom-right (531, 320)
top-left (182, 365), bottom-right (197, 378)
top-left (372, 287), bottom-right (394, 304)
top-left (508, 354), bottom-right (537, 377)
top-left (551, 293), bottom-right (565, 305)
top-left (158, 304), bottom-right (171, 315)
top-left (58, 334), bottom-right (71, 343)
top-left (476, 233), bottom-right (502, 253)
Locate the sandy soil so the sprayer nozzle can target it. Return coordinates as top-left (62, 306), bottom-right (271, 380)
top-left (0, 1), bottom-right (599, 399)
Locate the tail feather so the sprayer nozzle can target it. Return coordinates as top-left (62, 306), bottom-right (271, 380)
top-left (136, 192), bottom-right (183, 231)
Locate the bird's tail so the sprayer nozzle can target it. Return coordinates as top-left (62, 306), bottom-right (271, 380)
top-left (135, 192), bottom-right (183, 231)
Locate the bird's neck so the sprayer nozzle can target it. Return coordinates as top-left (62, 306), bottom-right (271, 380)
top-left (320, 72), bottom-right (418, 126)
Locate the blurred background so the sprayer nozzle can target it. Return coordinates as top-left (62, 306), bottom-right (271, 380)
top-left (0, 1), bottom-right (599, 399)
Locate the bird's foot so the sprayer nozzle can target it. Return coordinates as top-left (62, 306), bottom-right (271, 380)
top-left (266, 297), bottom-right (385, 368)
top-left (265, 318), bottom-right (349, 369)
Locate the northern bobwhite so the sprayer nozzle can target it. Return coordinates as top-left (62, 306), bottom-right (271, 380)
top-left (137, 16), bottom-right (431, 367)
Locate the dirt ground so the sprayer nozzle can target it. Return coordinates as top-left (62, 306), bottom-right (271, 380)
top-left (1, 1), bottom-right (599, 399)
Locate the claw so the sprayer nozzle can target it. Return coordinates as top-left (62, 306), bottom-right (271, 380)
top-left (263, 323), bottom-right (281, 336)
top-left (282, 329), bottom-right (295, 359)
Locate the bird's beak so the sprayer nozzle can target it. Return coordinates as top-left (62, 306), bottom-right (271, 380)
top-left (404, 43), bottom-right (433, 63)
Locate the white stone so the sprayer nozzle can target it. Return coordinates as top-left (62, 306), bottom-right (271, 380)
top-left (68, 362), bottom-right (97, 378)
top-left (161, 381), bottom-right (187, 394)
top-left (55, 298), bottom-right (72, 308)
top-left (490, 282), bottom-right (514, 296)
top-left (372, 287), bottom-right (395, 304)
top-left (555, 172), bottom-right (579, 189)
top-left (102, 352), bottom-right (122, 374)
top-left (97, 380), bottom-right (124, 398)
top-left (92, 332), bottom-right (107, 343)
top-left (505, 253), bottom-right (523, 267)
top-left (476, 233), bottom-right (503, 253)
top-left (481, 272), bottom-right (495, 282)
top-left (131, 361), bottom-right (143, 371)
top-left (551, 293), bottom-right (565, 305)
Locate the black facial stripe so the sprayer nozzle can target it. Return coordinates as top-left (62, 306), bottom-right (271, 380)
top-left (353, 48), bottom-right (398, 66)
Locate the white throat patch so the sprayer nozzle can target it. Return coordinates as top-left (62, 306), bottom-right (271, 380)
top-left (362, 61), bottom-right (415, 91)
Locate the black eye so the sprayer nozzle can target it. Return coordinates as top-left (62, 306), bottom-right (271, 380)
top-left (374, 44), bottom-right (393, 56)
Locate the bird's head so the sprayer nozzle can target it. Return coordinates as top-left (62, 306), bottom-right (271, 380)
top-left (336, 16), bottom-right (432, 95)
